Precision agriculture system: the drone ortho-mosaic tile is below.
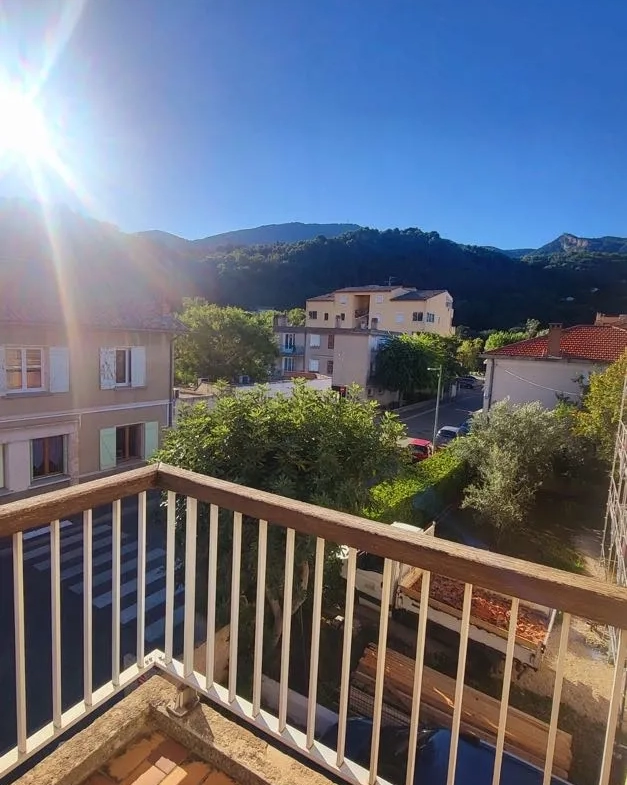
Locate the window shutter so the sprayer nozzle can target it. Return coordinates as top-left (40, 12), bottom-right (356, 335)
top-left (99, 427), bottom-right (117, 470)
top-left (130, 346), bottom-right (146, 388)
top-left (0, 347), bottom-right (5, 396)
top-left (49, 347), bottom-right (70, 393)
top-left (143, 421), bottom-right (159, 460)
top-left (100, 348), bottom-right (116, 390)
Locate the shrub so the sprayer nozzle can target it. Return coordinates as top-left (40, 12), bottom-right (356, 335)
top-left (365, 450), bottom-right (466, 528)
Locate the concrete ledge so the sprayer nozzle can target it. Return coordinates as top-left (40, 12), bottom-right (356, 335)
top-left (13, 675), bottom-right (337, 785)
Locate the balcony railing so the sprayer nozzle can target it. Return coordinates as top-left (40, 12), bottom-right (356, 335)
top-left (0, 463), bottom-right (626, 785)
top-left (279, 345), bottom-right (305, 355)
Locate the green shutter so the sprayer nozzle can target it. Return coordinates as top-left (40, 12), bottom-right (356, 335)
top-left (99, 427), bottom-right (117, 471)
top-left (144, 421), bottom-right (159, 460)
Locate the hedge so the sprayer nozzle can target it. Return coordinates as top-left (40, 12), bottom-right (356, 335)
top-left (364, 450), bottom-right (466, 528)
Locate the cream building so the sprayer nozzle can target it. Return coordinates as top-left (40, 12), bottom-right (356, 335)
top-left (0, 279), bottom-right (182, 501)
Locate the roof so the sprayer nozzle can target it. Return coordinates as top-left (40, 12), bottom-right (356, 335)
top-left (0, 261), bottom-right (185, 332)
top-left (307, 293), bottom-right (335, 302)
top-left (484, 325), bottom-right (627, 363)
top-left (335, 285), bottom-right (400, 293)
top-left (390, 289), bottom-right (448, 301)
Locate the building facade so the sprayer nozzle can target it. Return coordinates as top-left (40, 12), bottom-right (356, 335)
top-left (482, 323), bottom-right (627, 411)
top-left (273, 285), bottom-right (454, 404)
top-left (0, 313), bottom-right (181, 500)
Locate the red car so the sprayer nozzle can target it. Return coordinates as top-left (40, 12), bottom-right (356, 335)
top-left (408, 437), bottom-right (434, 462)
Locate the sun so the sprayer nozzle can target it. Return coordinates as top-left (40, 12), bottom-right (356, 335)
top-left (0, 86), bottom-right (54, 163)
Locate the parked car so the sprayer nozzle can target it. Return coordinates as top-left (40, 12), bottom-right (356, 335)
top-left (458, 417), bottom-right (473, 435)
top-left (457, 375), bottom-right (479, 389)
top-left (434, 425), bottom-right (461, 449)
top-left (320, 720), bottom-right (569, 785)
top-left (407, 438), bottom-right (434, 462)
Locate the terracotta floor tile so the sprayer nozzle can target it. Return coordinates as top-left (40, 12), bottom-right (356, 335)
top-left (127, 764), bottom-right (166, 785)
top-left (154, 756), bottom-right (177, 774)
top-left (176, 761), bottom-right (214, 785)
top-left (119, 761), bottom-right (152, 785)
top-left (106, 733), bottom-right (165, 782)
top-left (160, 767), bottom-right (187, 785)
top-left (148, 738), bottom-right (188, 768)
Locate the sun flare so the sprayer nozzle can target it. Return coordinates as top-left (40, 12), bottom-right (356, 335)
top-left (0, 86), bottom-right (54, 163)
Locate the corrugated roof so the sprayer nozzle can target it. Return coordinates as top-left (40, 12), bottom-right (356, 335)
top-left (390, 289), bottom-right (447, 301)
top-left (484, 325), bottom-right (627, 363)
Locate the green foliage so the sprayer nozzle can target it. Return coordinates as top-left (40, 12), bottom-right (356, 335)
top-left (175, 298), bottom-right (278, 385)
top-left (373, 333), bottom-right (461, 395)
top-left (484, 330), bottom-right (527, 352)
top-left (456, 337), bottom-right (484, 373)
top-left (451, 400), bottom-right (578, 542)
top-left (154, 381), bottom-right (406, 642)
top-left (180, 227), bottom-right (627, 329)
top-left (576, 350), bottom-right (627, 461)
top-left (365, 450), bottom-right (466, 528)
top-left (286, 307), bottom-right (306, 326)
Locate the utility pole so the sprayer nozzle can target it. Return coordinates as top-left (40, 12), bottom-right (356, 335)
top-left (429, 365), bottom-right (443, 445)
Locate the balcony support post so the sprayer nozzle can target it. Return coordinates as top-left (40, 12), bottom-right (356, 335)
top-left (167, 684), bottom-right (199, 718)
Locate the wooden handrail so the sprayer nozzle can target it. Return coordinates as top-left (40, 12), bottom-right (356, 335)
top-left (157, 463), bottom-right (627, 628)
top-left (0, 465), bottom-right (159, 537)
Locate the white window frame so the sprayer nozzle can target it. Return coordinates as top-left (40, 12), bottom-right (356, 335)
top-left (309, 334), bottom-right (321, 348)
top-left (308, 359), bottom-right (320, 372)
top-left (282, 356), bottom-right (295, 372)
top-left (284, 333), bottom-right (296, 349)
top-left (426, 312), bottom-right (435, 323)
top-left (375, 294), bottom-right (383, 304)
top-left (115, 423), bottom-right (144, 463)
top-left (308, 310), bottom-right (318, 320)
top-left (114, 348), bottom-right (132, 386)
top-left (5, 347), bottom-right (45, 393)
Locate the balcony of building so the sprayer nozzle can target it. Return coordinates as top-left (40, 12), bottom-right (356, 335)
top-left (1, 464), bottom-right (626, 785)
top-left (278, 344), bottom-right (305, 356)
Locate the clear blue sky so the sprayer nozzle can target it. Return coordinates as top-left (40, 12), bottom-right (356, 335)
top-left (1, 0), bottom-right (626, 248)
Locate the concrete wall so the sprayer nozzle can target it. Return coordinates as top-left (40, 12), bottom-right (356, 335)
top-left (485, 356), bottom-right (606, 410)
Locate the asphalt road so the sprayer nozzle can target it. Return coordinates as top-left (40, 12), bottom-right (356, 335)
top-left (397, 387), bottom-right (484, 439)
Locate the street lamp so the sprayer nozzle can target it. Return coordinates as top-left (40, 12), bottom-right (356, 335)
top-left (428, 365), bottom-right (443, 445)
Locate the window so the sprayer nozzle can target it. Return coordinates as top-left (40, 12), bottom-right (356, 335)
top-left (324, 312), bottom-right (329, 321)
top-left (426, 312), bottom-right (435, 323)
top-left (375, 294), bottom-right (383, 304)
top-left (116, 424), bottom-right (143, 462)
top-left (309, 334), bottom-right (321, 347)
top-left (115, 348), bottom-right (131, 385)
top-left (326, 360), bottom-right (334, 375)
top-left (395, 313), bottom-right (404, 324)
top-left (6, 348), bottom-right (43, 391)
top-left (283, 333), bottom-right (295, 349)
top-left (282, 356), bottom-right (295, 372)
top-left (309, 359), bottom-right (320, 372)
top-left (339, 295), bottom-right (348, 304)
top-left (308, 310), bottom-right (318, 320)
top-left (32, 435), bottom-right (65, 479)
top-left (328, 334), bottom-right (335, 349)
top-left (340, 313), bottom-right (346, 321)
top-left (412, 311), bottom-right (424, 322)
top-left (446, 299), bottom-right (453, 310)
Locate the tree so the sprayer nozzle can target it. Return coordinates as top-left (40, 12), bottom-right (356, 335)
top-left (286, 307), bottom-right (306, 326)
top-left (525, 318), bottom-right (541, 338)
top-left (373, 333), bottom-right (461, 396)
top-left (576, 351), bottom-right (627, 461)
top-left (154, 382), bottom-right (406, 647)
top-left (175, 299), bottom-right (278, 385)
top-left (484, 330), bottom-right (527, 352)
top-left (456, 337), bottom-right (484, 373)
top-left (451, 400), bottom-right (573, 542)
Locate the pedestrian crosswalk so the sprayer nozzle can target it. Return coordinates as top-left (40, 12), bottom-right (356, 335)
top-left (11, 520), bottom-right (185, 645)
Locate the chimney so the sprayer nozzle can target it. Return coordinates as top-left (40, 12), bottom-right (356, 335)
top-left (547, 323), bottom-right (562, 357)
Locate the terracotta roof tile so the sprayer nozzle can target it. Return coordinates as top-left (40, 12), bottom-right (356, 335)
top-left (484, 325), bottom-right (627, 363)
